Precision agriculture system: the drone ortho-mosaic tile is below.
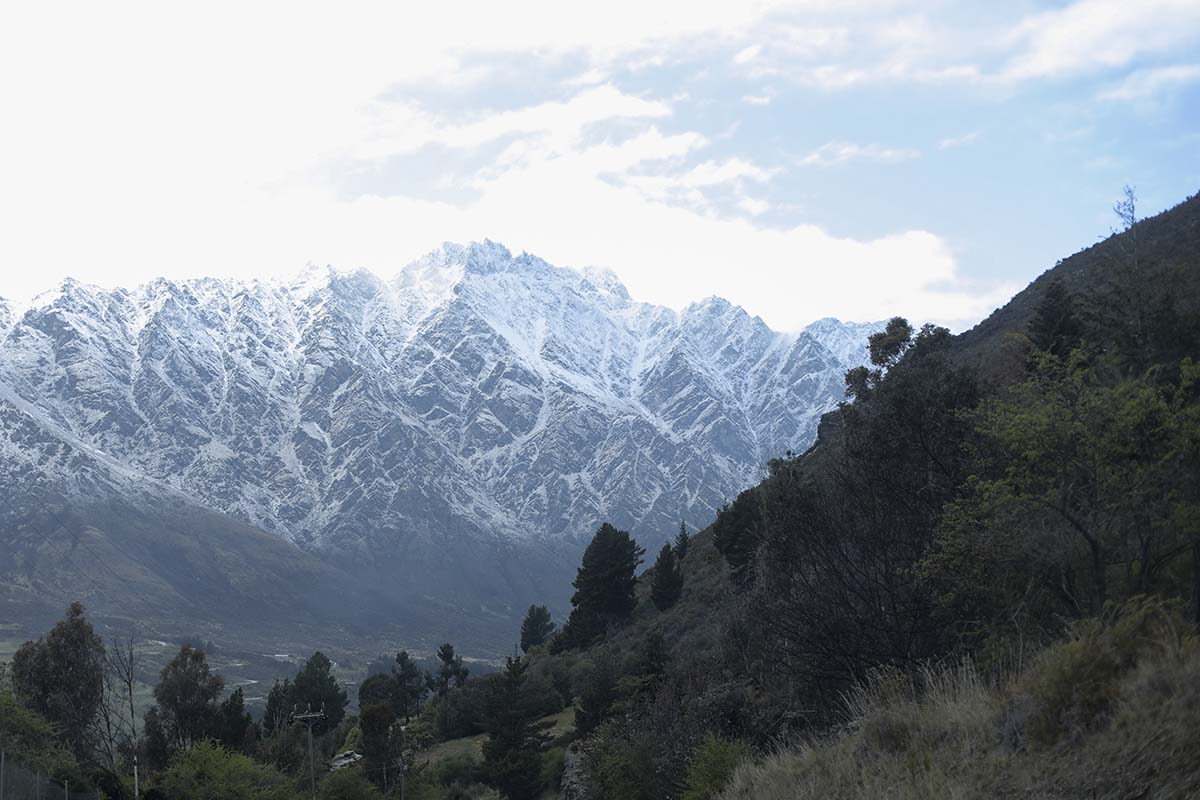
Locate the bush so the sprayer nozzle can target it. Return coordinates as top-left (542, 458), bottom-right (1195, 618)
top-left (1023, 596), bottom-right (1183, 747)
top-left (157, 741), bottom-right (297, 800)
top-left (541, 746), bottom-right (566, 792)
top-left (433, 752), bottom-right (483, 786)
top-left (681, 736), bottom-right (752, 800)
top-left (318, 767), bottom-right (382, 800)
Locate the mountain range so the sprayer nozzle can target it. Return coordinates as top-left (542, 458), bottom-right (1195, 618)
top-left (0, 241), bottom-right (879, 653)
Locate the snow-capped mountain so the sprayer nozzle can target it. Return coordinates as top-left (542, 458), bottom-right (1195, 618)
top-left (0, 241), bottom-right (878, 642)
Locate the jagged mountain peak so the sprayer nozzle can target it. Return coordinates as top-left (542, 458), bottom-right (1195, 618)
top-left (0, 248), bottom-right (881, 616)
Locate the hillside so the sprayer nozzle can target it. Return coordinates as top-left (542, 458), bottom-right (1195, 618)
top-left (536, 189), bottom-right (1200, 800)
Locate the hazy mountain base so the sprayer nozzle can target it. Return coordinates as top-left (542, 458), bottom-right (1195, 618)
top-left (720, 600), bottom-right (1200, 800)
top-left (0, 488), bottom-right (574, 659)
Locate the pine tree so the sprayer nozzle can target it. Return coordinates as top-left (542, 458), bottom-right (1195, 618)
top-left (561, 523), bottom-right (645, 648)
top-left (574, 652), bottom-right (618, 738)
top-left (650, 543), bottom-right (684, 611)
top-left (392, 651), bottom-right (426, 721)
top-left (428, 643), bottom-right (469, 697)
top-left (261, 678), bottom-right (292, 737)
top-left (482, 657), bottom-right (546, 800)
top-left (674, 520), bottom-right (690, 561)
top-left (1029, 279), bottom-right (1083, 358)
top-left (519, 605), bottom-right (556, 653)
top-left (291, 651), bottom-right (347, 734)
top-left (215, 687), bottom-right (254, 753)
top-left (359, 701), bottom-right (398, 791)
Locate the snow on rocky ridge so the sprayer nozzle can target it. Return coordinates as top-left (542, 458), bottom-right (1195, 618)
top-left (0, 241), bottom-right (880, 559)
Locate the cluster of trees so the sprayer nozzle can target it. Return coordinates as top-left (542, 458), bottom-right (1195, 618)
top-left (0, 602), bottom-right (360, 798)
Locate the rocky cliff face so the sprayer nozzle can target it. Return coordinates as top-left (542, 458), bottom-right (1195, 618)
top-left (0, 241), bottom-right (878, 644)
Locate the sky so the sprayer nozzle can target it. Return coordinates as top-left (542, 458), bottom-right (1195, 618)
top-left (1, 1), bottom-right (1198, 331)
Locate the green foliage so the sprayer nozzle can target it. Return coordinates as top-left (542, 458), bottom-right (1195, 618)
top-left (868, 316), bottom-right (915, 369)
top-left (519, 605), bottom-right (556, 653)
top-left (429, 643), bottom-right (470, 698)
top-left (561, 523), bottom-right (645, 649)
top-left (144, 644), bottom-right (224, 766)
top-left (0, 692), bottom-right (80, 776)
top-left (214, 687), bottom-right (256, 753)
top-left (711, 490), bottom-right (763, 586)
top-left (650, 543), bottom-right (684, 611)
top-left (1023, 596), bottom-right (1185, 747)
top-left (262, 678), bottom-right (292, 737)
top-left (1028, 279), bottom-right (1083, 359)
top-left (928, 353), bottom-right (1196, 645)
top-left (393, 650), bottom-right (428, 720)
top-left (573, 653), bottom-right (619, 739)
top-left (318, 766), bottom-right (382, 800)
top-left (740, 322), bottom-right (978, 702)
top-left (358, 673), bottom-right (395, 710)
top-left (359, 702), bottom-right (399, 789)
top-left (674, 520), bottom-right (691, 561)
top-left (681, 735), bottom-right (752, 800)
top-left (540, 746), bottom-right (566, 792)
top-left (10, 601), bottom-right (105, 760)
top-left (482, 657), bottom-right (547, 799)
top-left (157, 740), bottom-right (296, 800)
top-left (292, 651), bottom-right (348, 734)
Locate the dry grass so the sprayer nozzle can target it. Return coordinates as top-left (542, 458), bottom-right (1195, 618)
top-left (720, 598), bottom-right (1200, 800)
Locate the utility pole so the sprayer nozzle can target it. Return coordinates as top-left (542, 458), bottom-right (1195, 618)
top-left (292, 706), bottom-right (325, 800)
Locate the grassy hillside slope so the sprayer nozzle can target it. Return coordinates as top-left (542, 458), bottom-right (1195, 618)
top-left (721, 599), bottom-right (1200, 799)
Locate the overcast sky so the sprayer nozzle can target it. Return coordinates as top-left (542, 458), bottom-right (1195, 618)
top-left (2, 1), bottom-right (1198, 330)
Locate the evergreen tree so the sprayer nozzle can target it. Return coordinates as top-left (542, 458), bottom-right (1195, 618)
top-left (357, 673), bottom-right (394, 710)
top-left (392, 651), bottom-right (426, 721)
top-left (519, 605), bottom-right (556, 653)
top-left (1029, 279), bottom-right (1083, 358)
top-left (561, 523), bottom-right (645, 648)
top-left (215, 687), bottom-right (254, 753)
top-left (650, 543), bottom-right (684, 611)
top-left (574, 652), bottom-right (618, 738)
top-left (261, 678), bottom-right (292, 737)
top-left (482, 657), bottom-right (546, 800)
top-left (428, 643), bottom-right (469, 698)
top-left (291, 651), bottom-right (347, 734)
top-left (359, 702), bottom-right (398, 790)
top-left (10, 601), bottom-right (105, 761)
top-left (674, 521), bottom-right (690, 561)
top-left (712, 489), bottom-right (764, 586)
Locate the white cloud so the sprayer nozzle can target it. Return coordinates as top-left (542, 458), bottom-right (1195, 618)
top-left (742, 94), bottom-right (774, 105)
top-left (798, 141), bottom-right (920, 166)
top-left (1003, 0), bottom-right (1200, 80)
top-left (737, 196), bottom-right (771, 216)
top-left (938, 131), bottom-right (981, 149)
top-left (1098, 63), bottom-right (1200, 101)
top-left (0, 0), bottom-right (1032, 329)
top-left (734, 44), bottom-right (764, 64)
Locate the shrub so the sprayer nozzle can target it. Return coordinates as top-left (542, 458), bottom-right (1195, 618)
top-left (1023, 596), bottom-right (1183, 747)
top-left (682, 735), bottom-right (752, 800)
top-left (318, 767), bottom-right (382, 800)
top-left (541, 746), bottom-right (566, 791)
top-left (157, 741), bottom-right (297, 800)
